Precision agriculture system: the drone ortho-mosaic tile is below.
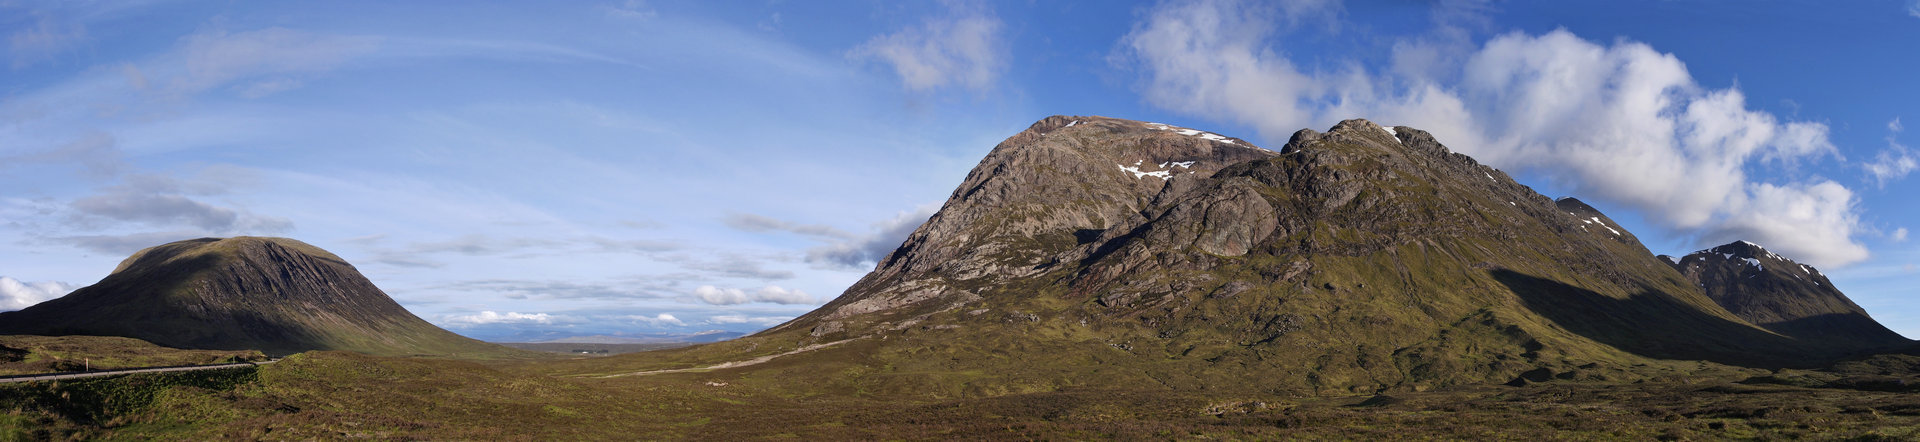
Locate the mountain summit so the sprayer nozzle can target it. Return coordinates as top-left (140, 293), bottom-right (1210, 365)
top-left (714, 115), bottom-right (1893, 395)
top-left (0, 237), bottom-right (502, 357)
top-left (1665, 241), bottom-right (1907, 349)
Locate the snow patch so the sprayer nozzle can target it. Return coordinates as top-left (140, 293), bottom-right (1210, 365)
top-left (1664, 255), bottom-right (1679, 265)
top-left (1741, 257), bottom-right (1763, 270)
top-left (1065, 120), bottom-right (1080, 128)
top-left (1118, 164), bottom-right (1172, 180)
top-left (1144, 122), bottom-right (1241, 146)
top-left (1380, 125), bottom-right (1399, 141)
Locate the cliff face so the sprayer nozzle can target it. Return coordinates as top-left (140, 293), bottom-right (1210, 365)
top-left (0, 237), bottom-right (505, 357)
top-left (1666, 241), bottom-right (1909, 350)
top-left (728, 116), bottom-right (1868, 396)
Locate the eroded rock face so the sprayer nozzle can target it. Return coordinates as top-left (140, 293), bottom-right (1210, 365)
top-left (782, 116), bottom-right (1278, 332)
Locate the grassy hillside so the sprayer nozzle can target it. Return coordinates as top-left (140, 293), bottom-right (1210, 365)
top-left (0, 335), bottom-right (266, 376)
top-left (0, 237), bottom-right (521, 358)
top-left (7, 350), bottom-right (1920, 439)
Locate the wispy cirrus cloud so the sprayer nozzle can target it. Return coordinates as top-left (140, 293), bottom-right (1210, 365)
top-left (1865, 118), bottom-right (1918, 187)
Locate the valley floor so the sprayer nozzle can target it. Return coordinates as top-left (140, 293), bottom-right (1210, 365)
top-left (5, 348), bottom-right (1920, 440)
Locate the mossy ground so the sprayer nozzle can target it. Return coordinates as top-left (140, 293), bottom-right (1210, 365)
top-left (6, 348), bottom-right (1920, 439)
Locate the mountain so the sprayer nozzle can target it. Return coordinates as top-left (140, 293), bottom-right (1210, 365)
top-left (0, 237), bottom-right (505, 357)
top-left (705, 115), bottom-right (1884, 396)
top-left (1663, 241), bottom-right (1908, 350)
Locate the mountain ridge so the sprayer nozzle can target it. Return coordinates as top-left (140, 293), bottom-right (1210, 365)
top-left (668, 115), bottom-right (1903, 397)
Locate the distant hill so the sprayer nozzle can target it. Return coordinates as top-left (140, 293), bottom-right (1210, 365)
top-left (0, 237), bottom-right (509, 357)
top-left (524, 331), bottom-right (746, 344)
top-left (1664, 241), bottom-right (1909, 350)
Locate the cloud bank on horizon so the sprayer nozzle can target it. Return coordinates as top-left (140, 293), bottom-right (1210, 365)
top-left (2, 0), bottom-right (1915, 340)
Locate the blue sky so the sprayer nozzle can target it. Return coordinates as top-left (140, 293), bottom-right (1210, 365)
top-left (2, 0), bottom-right (1916, 341)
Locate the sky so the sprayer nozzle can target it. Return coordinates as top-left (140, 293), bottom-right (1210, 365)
top-left (1, 0), bottom-right (1916, 341)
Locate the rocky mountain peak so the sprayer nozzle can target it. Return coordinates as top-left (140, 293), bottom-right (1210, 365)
top-left (782, 115), bottom-right (1277, 332)
top-left (1666, 240), bottom-right (1906, 348)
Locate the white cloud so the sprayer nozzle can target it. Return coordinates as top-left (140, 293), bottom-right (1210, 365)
top-left (1895, 227), bottom-right (1910, 243)
top-left (723, 213), bottom-right (856, 240)
top-left (0, 277), bottom-right (76, 311)
top-left (1909, 0), bottom-right (1920, 19)
top-left (706, 314), bottom-right (791, 326)
top-left (751, 286), bottom-right (814, 305)
top-left (693, 284), bottom-right (816, 305)
top-left (849, 2), bottom-right (1005, 91)
top-left (695, 285), bottom-right (749, 304)
top-left (1117, 0), bottom-right (1869, 267)
top-left (627, 313), bottom-right (685, 327)
top-left (1705, 181), bottom-right (1868, 267)
top-left (1865, 117), bottom-right (1918, 187)
top-left (442, 310), bottom-right (555, 326)
top-left (806, 204), bottom-right (937, 269)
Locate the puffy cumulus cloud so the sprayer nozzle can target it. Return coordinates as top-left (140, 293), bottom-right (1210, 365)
top-left (1703, 182), bottom-right (1868, 267)
top-left (1117, 0), bottom-right (1326, 137)
top-left (806, 205), bottom-right (938, 269)
top-left (1894, 227), bottom-right (1909, 243)
top-left (849, 1), bottom-right (1005, 91)
top-left (626, 313), bottom-right (685, 327)
top-left (1118, 0), bottom-right (1869, 267)
top-left (1865, 118), bottom-right (1918, 187)
top-left (0, 277), bottom-right (76, 311)
top-left (693, 285), bottom-right (816, 305)
top-left (441, 311), bottom-right (556, 326)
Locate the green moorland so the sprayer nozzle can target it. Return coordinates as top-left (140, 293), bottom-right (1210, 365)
top-left (6, 343), bottom-right (1920, 439)
top-left (0, 335), bottom-right (266, 377)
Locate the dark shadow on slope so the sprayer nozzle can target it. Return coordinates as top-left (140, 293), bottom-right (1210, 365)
top-left (1761, 313), bottom-right (1914, 353)
top-left (1492, 269), bottom-right (1827, 369)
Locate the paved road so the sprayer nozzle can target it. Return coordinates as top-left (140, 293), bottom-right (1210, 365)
top-left (0, 359), bottom-right (278, 384)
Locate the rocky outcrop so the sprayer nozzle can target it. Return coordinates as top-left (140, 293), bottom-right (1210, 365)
top-left (1666, 241), bottom-right (1909, 349)
top-left (784, 116), bottom-right (1277, 331)
top-left (0, 237), bottom-right (505, 357)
